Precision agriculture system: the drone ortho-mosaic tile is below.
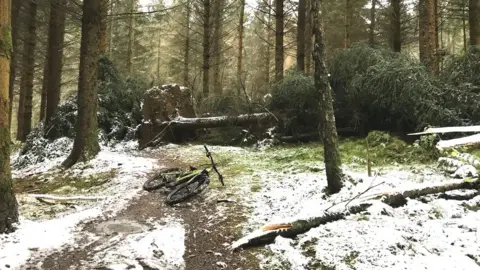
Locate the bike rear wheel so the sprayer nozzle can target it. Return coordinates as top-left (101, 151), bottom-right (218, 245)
top-left (165, 173), bottom-right (210, 205)
top-left (143, 167), bottom-right (183, 191)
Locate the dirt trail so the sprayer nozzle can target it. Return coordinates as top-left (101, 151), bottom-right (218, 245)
top-left (23, 154), bottom-right (260, 270)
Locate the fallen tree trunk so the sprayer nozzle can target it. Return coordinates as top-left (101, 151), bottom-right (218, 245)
top-left (436, 134), bottom-right (480, 149)
top-left (231, 178), bottom-right (480, 250)
top-left (155, 113), bottom-right (275, 129)
top-left (408, 125), bottom-right (480, 135)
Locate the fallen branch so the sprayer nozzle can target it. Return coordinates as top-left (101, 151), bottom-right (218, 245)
top-left (155, 113), bottom-right (275, 130)
top-left (408, 125), bottom-right (480, 135)
top-left (231, 178), bottom-right (480, 250)
top-left (28, 194), bottom-right (109, 202)
top-left (436, 134), bottom-right (480, 149)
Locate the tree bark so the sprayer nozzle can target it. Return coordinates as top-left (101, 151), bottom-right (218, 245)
top-left (463, 3), bottom-right (467, 51)
top-left (99, 0), bottom-right (108, 55)
top-left (274, 0), bottom-right (284, 82)
top-left (0, 0), bottom-right (19, 233)
top-left (232, 178), bottom-right (480, 250)
top-left (313, 0), bottom-right (343, 194)
top-left (8, 0), bottom-right (20, 130)
top-left (202, 0), bottom-right (211, 99)
top-left (470, 0), bottom-right (480, 46)
top-left (237, 0), bottom-right (245, 93)
top-left (391, 0), bottom-right (401, 52)
top-left (126, 0), bottom-right (135, 75)
top-left (183, 0), bottom-right (190, 87)
top-left (305, 0), bottom-right (313, 75)
top-left (369, 0), bottom-right (376, 46)
top-left (344, 0), bottom-right (352, 48)
top-left (419, 0), bottom-right (438, 74)
top-left (212, 0), bottom-right (223, 95)
top-left (42, 0), bottom-right (66, 131)
top-left (108, 0), bottom-right (114, 58)
top-left (16, 0), bottom-right (37, 142)
top-left (265, 0), bottom-right (273, 85)
top-left (297, 0), bottom-right (306, 72)
top-left (63, 0), bottom-right (103, 168)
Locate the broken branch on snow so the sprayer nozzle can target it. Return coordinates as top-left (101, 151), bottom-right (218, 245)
top-left (28, 194), bottom-right (109, 202)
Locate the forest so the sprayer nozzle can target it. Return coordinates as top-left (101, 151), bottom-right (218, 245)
top-left (1, 0), bottom-right (480, 269)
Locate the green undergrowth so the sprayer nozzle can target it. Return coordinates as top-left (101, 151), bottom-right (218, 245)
top-left (14, 169), bottom-right (117, 195)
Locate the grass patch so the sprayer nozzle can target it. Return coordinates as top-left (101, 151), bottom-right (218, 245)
top-left (342, 251), bottom-right (360, 269)
top-left (14, 169), bottom-right (117, 194)
top-left (357, 214), bottom-right (370, 221)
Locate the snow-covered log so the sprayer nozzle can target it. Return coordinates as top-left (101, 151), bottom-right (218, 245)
top-left (231, 178), bottom-right (480, 250)
top-left (154, 113), bottom-right (275, 129)
top-left (408, 125), bottom-right (480, 135)
top-left (436, 134), bottom-right (480, 149)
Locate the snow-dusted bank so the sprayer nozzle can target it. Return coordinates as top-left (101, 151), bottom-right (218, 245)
top-left (0, 141), bottom-right (185, 269)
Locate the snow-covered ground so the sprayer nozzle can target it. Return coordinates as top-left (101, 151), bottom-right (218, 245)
top-left (1, 141), bottom-right (185, 269)
top-left (241, 165), bottom-right (480, 270)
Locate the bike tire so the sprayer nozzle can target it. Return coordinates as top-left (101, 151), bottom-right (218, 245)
top-left (165, 173), bottom-right (210, 205)
top-left (143, 167), bottom-right (183, 191)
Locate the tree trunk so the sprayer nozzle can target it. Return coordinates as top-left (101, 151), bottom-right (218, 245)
top-left (157, 32), bottom-right (161, 84)
top-left (297, 0), bottom-right (306, 72)
top-left (274, 0), bottom-right (284, 82)
top-left (237, 0), bottom-right (245, 93)
top-left (63, 0), bottom-right (103, 168)
top-left (0, 0), bottom-right (19, 233)
top-left (43, 0), bottom-right (67, 131)
top-left (391, 0), bottom-right (401, 52)
top-left (305, 0), bottom-right (313, 75)
top-left (463, 3), bottom-right (467, 52)
top-left (108, 0), bottom-right (114, 58)
top-left (16, 0), bottom-right (37, 142)
top-left (313, 0), bottom-right (343, 194)
top-left (126, 0), bottom-right (135, 75)
top-left (470, 0), bottom-right (480, 46)
top-left (419, 0), bottom-right (438, 75)
top-left (183, 0), bottom-right (190, 87)
top-left (369, 0), bottom-right (376, 46)
top-left (212, 0), bottom-right (223, 95)
top-left (99, 0), bottom-right (108, 54)
top-left (344, 0), bottom-right (351, 48)
top-left (202, 0), bottom-right (211, 99)
top-left (8, 0), bottom-right (20, 130)
top-left (265, 0), bottom-right (273, 85)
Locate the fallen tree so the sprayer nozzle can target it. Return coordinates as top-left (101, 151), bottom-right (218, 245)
top-left (231, 178), bottom-right (480, 250)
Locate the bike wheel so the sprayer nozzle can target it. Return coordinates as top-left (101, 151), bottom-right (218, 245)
top-left (143, 167), bottom-right (183, 191)
top-left (165, 173), bottom-right (210, 205)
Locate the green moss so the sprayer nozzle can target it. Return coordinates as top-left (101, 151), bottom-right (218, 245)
top-left (14, 169), bottom-right (117, 195)
top-left (0, 24), bottom-right (12, 58)
top-left (429, 207), bottom-right (444, 219)
top-left (357, 214), bottom-right (369, 221)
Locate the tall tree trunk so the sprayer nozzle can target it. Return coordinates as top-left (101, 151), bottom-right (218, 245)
top-left (237, 0), bottom-right (245, 94)
top-left (63, 0), bottom-right (103, 168)
top-left (470, 0), bottom-right (480, 46)
top-left (463, 3), bottom-right (467, 51)
top-left (344, 0), bottom-right (351, 48)
top-left (305, 0), bottom-right (313, 75)
top-left (297, 0), bottom-right (306, 72)
top-left (157, 32), bottom-right (161, 84)
top-left (265, 0), bottom-right (272, 85)
top-left (419, 0), bottom-right (438, 74)
top-left (312, 0), bottom-right (343, 194)
top-left (126, 0), bottom-right (135, 75)
top-left (8, 0), bottom-right (20, 130)
top-left (183, 0), bottom-right (190, 87)
top-left (274, 0), bottom-right (284, 82)
top-left (212, 0), bottom-right (223, 95)
top-left (369, 0), bottom-right (376, 46)
top-left (108, 0), bottom-right (114, 58)
top-left (99, 0), bottom-right (108, 54)
top-left (202, 0), bottom-right (211, 98)
top-left (391, 0), bottom-right (401, 52)
top-left (42, 0), bottom-right (67, 130)
top-left (0, 0), bottom-right (19, 233)
top-left (16, 1), bottom-right (37, 142)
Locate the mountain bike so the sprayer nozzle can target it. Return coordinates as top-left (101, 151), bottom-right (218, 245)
top-left (143, 145), bottom-right (224, 205)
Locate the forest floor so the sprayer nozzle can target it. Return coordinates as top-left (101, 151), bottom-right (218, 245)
top-left (1, 139), bottom-right (480, 270)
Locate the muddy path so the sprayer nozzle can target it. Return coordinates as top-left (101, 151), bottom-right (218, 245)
top-left (23, 152), bottom-right (261, 270)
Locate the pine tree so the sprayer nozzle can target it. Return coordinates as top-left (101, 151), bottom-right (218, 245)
top-left (470, 0), bottom-right (480, 45)
top-left (419, 0), bottom-right (438, 74)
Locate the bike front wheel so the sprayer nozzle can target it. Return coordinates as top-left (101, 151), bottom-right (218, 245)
top-left (143, 167), bottom-right (183, 191)
top-left (165, 173), bottom-right (210, 205)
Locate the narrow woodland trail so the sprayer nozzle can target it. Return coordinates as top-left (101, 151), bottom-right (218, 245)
top-left (21, 150), bottom-right (260, 270)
